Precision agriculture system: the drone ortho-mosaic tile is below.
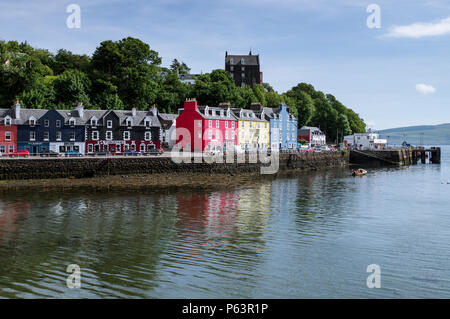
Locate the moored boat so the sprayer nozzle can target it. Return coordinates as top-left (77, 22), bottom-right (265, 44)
top-left (352, 168), bottom-right (367, 176)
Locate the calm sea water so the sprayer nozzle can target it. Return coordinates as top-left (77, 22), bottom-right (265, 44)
top-left (0, 146), bottom-right (449, 298)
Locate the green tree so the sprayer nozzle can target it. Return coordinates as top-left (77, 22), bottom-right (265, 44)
top-left (53, 69), bottom-right (91, 108)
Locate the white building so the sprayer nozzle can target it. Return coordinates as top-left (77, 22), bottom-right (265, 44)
top-left (344, 130), bottom-right (387, 150)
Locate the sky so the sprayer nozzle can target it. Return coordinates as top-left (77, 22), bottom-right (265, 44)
top-left (1, 0), bottom-right (449, 129)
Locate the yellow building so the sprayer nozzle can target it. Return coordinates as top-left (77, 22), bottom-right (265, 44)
top-left (232, 108), bottom-right (270, 150)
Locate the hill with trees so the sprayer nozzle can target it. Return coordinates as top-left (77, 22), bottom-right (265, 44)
top-left (0, 37), bottom-right (366, 142)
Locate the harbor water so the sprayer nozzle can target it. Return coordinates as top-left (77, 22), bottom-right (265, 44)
top-left (0, 146), bottom-right (449, 298)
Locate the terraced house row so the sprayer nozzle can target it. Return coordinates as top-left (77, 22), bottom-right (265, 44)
top-left (176, 99), bottom-right (298, 152)
top-left (0, 101), bottom-right (166, 156)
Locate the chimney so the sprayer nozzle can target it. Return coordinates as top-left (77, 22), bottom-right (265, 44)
top-left (131, 106), bottom-right (137, 117)
top-left (250, 102), bottom-right (263, 111)
top-left (218, 102), bottom-right (231, 108)
top-left (76, 102), bottom-right (84, 119)
top-left (184, 98), bottom-right (198, 111)
top-left (14, 100), bottom-right (21, 119)
top-left (150, 104), bottom-right (158, 116)
top-left (225, 51), bottom-right (228, 57)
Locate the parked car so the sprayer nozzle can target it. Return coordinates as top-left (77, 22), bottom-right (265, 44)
top-left (9, 150), bottom-right (30, 158)
top-left (39, 150), bottom-right (61, 157)
top-left (65, 150), bottom-right (83, 157)
top-left (124, 150), bottom-right (142, 156)
top-left (320, 145), bottom-right (331, 151)
top-left (144, 148), bottom-right (163, 156)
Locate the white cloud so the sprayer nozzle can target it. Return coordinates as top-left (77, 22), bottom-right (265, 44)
top-left (415, 84), bottom-right (436, 94)
top-left (384, 16), bottom-right (450, 38)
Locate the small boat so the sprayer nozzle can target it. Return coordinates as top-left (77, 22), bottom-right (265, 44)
top-left (352, 168), bottom-right (367, 176)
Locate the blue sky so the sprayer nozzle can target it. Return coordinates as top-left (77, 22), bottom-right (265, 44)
top-left (1, 0), bottom-right (450, 129)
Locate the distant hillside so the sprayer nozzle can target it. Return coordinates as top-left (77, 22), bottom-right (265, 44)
top-left (378, 123), bottom-right (450, 146)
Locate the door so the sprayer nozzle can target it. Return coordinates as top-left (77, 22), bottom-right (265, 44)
top-left (33, 146), bottom-right (38, 156)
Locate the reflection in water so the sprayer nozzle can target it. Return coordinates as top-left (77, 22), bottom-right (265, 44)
top-left (0, 148), bottom-right (450, 298)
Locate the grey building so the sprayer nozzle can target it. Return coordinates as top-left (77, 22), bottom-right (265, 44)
top-left (225, 51), bottom-right (262, 87)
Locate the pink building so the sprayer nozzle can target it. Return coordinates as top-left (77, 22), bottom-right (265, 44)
top-left (176, 99), bottom-right (238, 152)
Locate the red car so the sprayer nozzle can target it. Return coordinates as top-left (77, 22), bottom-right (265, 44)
top-left (9, 150), bottom-right (30, 158)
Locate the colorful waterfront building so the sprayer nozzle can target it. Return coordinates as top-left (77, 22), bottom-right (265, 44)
top-left (176, 99), bottom-right (238, 152)
top-left (298, 126), bottom-right (326, 147)
top-left (84, 106), bottom-right (161, 154)
top-left (231, 106), bottom-right (269, 150)
top-left (0, 103), bottom-right (19, 155)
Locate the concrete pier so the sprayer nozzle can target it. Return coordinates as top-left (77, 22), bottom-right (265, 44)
top-left (350, 147), bottom-right (441, 166)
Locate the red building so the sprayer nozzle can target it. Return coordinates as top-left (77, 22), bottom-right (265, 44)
top-left (176, 99), bottom-right (238, 152)
top-left (0, 112), bottom-right (18, 155)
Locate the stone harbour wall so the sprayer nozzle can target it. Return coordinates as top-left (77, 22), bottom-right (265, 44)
top-left (0, 151), bottom-right (349, 180)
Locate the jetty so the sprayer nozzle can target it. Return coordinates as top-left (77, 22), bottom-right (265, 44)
top-left (350, 147), bottom-right (441, 166)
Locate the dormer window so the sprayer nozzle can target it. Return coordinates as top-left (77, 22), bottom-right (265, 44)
top-left (91, 117), bottom-right (98, 126)
top-left (126, 118), bottom-right (132, 127)
top-left (69, 118), bottom-right (76, 126)
top-left (29, 118), bottom-right (36, 127)
top-left (4, 117), bottom-right (11, 126)
top-left (229, 58), bottom-right (234, 64)
top-left (241, 58), bottom-right (245, 64)
top-left (144, 118), bottom-right (151, 128)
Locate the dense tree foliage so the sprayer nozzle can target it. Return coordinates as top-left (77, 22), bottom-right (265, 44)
top-left (0, 38), bottom-right (365, 141)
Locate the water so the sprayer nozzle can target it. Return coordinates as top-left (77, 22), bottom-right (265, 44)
top-left (0, 147), bottom-right (449, 298)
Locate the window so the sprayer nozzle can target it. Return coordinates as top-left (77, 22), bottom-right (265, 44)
top-left (242, 66), bottom-right (245, 71)
top-left (88, 144), bottom-right (93, 153)
top-left (107, 120), bottom-right (113, 128)
top-left (124, 144), bottom-right (129, 151)
top-left (30, 131), bottom-right (35, 141)
top-left (145, 132), bottom-right (151, 141)
top-left (216, 120), bottom-right (219, 128)
top-left (70, 132), bottom-right (75, 141)
top-left (241, 58), bottom-right (245, 64)
top-left (44, 131), bottom-right (49, 141)
top-left (69, 119), bottom-right (75, 126)
top-left (8, 145), bottom-right (13, 153)
top-left (74, 145), bottom-right (79, 152)
top-left (232, 122), bottom-right (235, 129)
top-left (30, 119), bottom-right (36, 127)
top-left (92, 131), bottom-right (99, 140)
top-left (225, 131), bottom-right (228, 139)
top-left (130, 144), bottom-right (136, 151)
top-left (126, 119), bottom-right (132, 127)
top-left (208, 120), bottom-right (212, 128)
top-left (0, 146), bottom-right (5, 153)
top-left (230, 66), bottom-right (234, 71)
top-left (145, 119), bottom-right (151, 128)
top-left (5, 132), bottom-right (11, 141)
top-left (208, 129), bottom-right (212, 139)
top-left (242, 73), bottom-right (245, 78)
top-left (56, 120), bottom-right (61, 128)
top-left (140, 144), bottom-right (145, 152)
top-left (198, 131), bottom-right (201, 138)
top-left (225, 121), bottom-right (228, 128)
top-left (116, 144), bottom-right (121, 152)
top-left (45, 119), bottom-right (49, 127)
top-left (56, 131), bottom-right (62, 141)
top-left (106, 131), bottom-right (112, 140)
top-left (91, 119), bottom-right (97, 126)
top-left (124, 131), bottom-right (130, 140)
top-left (229, 58), bottom-right (234, 64)
top-left (250, 122), bottom-right (253, 128)
top-left (5, 118), bottom-right (11, 126)
top-left (59, 146), bottom-right (65, 153)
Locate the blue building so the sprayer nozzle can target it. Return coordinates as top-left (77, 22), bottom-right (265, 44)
top-left (263, 104), bottom-right (297, 150)
top-left (16, 105), bottom-right (85, 155)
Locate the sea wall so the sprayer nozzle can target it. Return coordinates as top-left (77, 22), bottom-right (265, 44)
top-left (349, 149), bottom-right (414, 166)
top-left (0, 152), bottom-right (349, 180)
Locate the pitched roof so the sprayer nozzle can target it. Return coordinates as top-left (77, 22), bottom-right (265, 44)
top-left (225, 54), bottom-right (259, 66)
top-left (197, 106), bottom-right (238, 120)
top-left (231, 108), bottom-right (266, 122)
